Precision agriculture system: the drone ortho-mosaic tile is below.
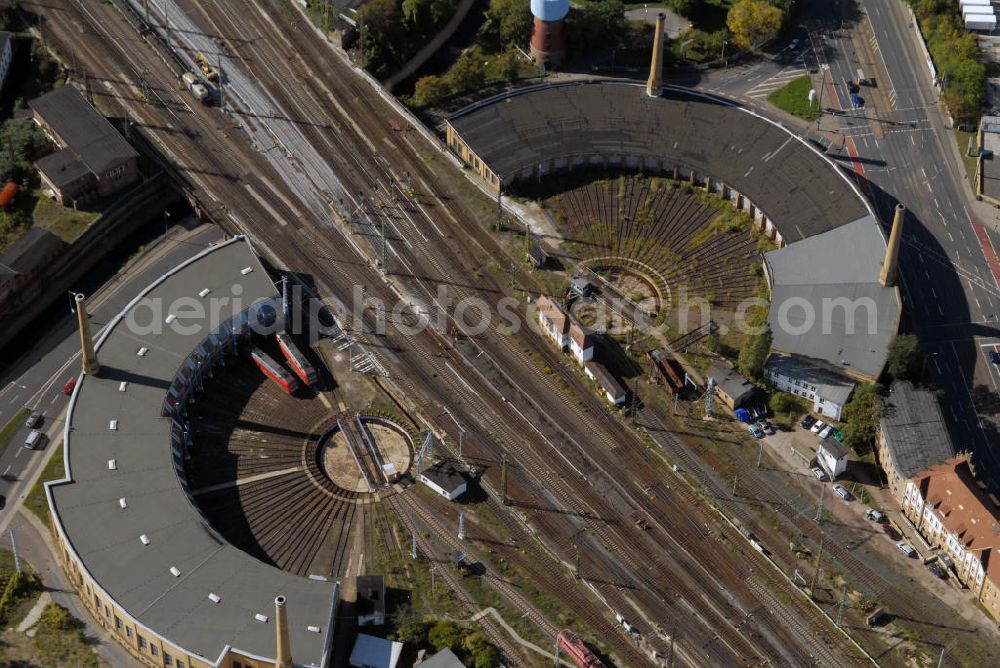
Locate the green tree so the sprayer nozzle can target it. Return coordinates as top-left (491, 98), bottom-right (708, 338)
top-left (411, 74), bottom-right (452, 107)
top-left (486, 0), bottom-right (534, 48)
top-left (448, 50), bottom-right (486, 91)
top-left (494, 49), bottom-right (521, 81)
top-left (357, 0), bottom-right (407, 78)
top-left (726, 0), bottom-right (783, 50)
top-left (886, 333), bottom-right (923, 381)
top-left (428, 621), bottom-right (464, 651)
top-left (737, 327), bottom-right (771, 379)
top-left (841, 383), bottom-right (882, 452)
top-left (464, 632), bottom-right (500, 668)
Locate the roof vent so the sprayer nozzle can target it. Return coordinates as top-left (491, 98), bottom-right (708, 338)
top-left (109, 420), bottom-right (118, 430)
top-left (307, 574), bottom-right (328, 581)
top-left (137, 347), bottom-right (149, 357)
top-left (165, 314), bottom-right (177, 324)
top-left (208, 593), bottom-right (221, 604)
top-left (107, 459), bottom-right (117, 470)
top-left (119, 382), bottom-right (128, 392)
top-left (199, 288), bottom-right (211, 298)
top-left (119, 498), bottom-right (127, 509)
top-left (254, 613), bottom-right (269, 623)
top-left (241, 266), bottom-right (253, 275)
top-left (307, 625), bottom-right (320, 633)
top-left (169, 566), bottom-right (181, 577)
top-left (140, 534), bottom-right (150, 545)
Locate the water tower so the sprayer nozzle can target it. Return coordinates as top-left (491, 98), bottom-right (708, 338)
top-left (530, 0), bottom-right (569, 67)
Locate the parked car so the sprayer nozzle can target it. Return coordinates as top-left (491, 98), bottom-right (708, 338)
top-left (847, 80), bottom-right (859, 94)
top-left (811, 420), bottom-right (825, 434)
top-left (866, 509), bottom-right (885, 523)
top-left (63, 378), bottom-right (77, 395)
top-left (810, 467), bottom-right (828, 481)
top-left (748, 423), bottom-right (764, 438)
top-left (833, 484), bottom-right (852, 501)
top-left (882, 524), bottom-right (901, 540)
top-left (926, 561), bottom-right (948, 579)
top-left (896, 541), bottom-right (917, 558)
top-left (991, 350), bottom-right (1000, 365)
top-left (833, 430), bottom-right (845, 442)
top-left (800, 414), bottom-right (817, 429)
top-left (757, 420), bottom-right (775, 435)
top-left (851, 93), bottom-right (864, 108)
top-left (25, 411), bottom-right (42, 428)
top-left (819, 425), bottom-right (834, 439)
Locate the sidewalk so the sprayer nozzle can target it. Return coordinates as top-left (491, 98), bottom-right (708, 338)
top-left (1, 509), bottom-right (136, 667)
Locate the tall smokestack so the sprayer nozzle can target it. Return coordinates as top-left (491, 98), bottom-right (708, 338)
top-left (76, 293), bottom-right (100, 375)
top-left (275, 595), bottom-right (292, 668)
top-left (530, 0), bottom-right (569, 67)
top-left (646, 13), bottom-right (665, 97)
top-left (880, 204), bottom-right (905, 287)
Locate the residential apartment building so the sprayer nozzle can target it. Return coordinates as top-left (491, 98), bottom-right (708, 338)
top-left (876, 380), bottom-right (955, 501)
top-left (901, 454), bottom-right (1000, 620)
top-left (29, 85), bottom-right (139, 205)
top-left (763, 354), bottom-right (855, 421)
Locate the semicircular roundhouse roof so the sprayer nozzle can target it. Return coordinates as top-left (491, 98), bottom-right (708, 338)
top-left (46, 237), bottom-right (338, 667)
top-left (447, 80), bottom-right (870, 242)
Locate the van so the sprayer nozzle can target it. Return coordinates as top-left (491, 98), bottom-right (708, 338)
top-left (24, 429), bottom-right (42, 450)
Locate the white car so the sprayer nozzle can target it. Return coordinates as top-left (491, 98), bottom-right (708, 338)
top-left (810, 467), bottom-right (827, 481)
top-left (819, 425), bottom-right (834, 439)
top-left (833, 484), bottom-right (852, 501)
top-left (811, 420), bottom-right (825, 434)
top-left (896, 541), bottom-right (917, 558)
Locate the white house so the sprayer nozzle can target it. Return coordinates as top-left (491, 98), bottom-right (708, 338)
top-left (0, 33), bottom-right (12, 95)
top-left (536, 294), bottom-right (569, 348)
top-left (568, 322), bottom-right (594, 364)
top-left (817, 440), bottom-right (849, 480)
top-left (763, 354), bottom-right (855, 421)
top-left (418, 460), bottom-right (467, 501)
top-left (584, 361), bottom-right (625, 405)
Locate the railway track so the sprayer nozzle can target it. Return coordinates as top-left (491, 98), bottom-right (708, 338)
top-left (31, 1), bottom-right (886, 664)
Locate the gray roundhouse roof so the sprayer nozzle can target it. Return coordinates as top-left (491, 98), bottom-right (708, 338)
top-left (47, 238), bottom-right (337, 667)
top-left (447, 81), bottom-right (870, 242)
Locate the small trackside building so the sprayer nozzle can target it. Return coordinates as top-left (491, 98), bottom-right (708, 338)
top-left (584, 361), bottom-right (626, 405)
top-left (356, 575), bottom-right (386, 627)
top-left (707, 363), bottom-right (753, 411)
top-left (763, 355), bottom-right (856, 421)
top-left (535, 294), bottom-right (594, 364)
top-left (29, 85), bottom-right (139, 205)
top-left (817, 440), bottom-right (849, 480)
top-left (418, 460), bottom-right (468, 501)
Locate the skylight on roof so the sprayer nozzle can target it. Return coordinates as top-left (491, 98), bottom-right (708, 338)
top-left (307, 625), bottom-right (320, 633)
top-left (169, 566), bottom-right (181, 577)
top-left (165, 314), bottom-right (176, 324)
top-left (137, 347), bottom-right (149, 357)
top-left (119, 382), bottom-right (127, 392)
top-left (208, 593), bottom-right (221, 604)
top-left (107, 459), bottom-right (117, 470)
top-left (199, 288), bottom-right (211, 298)
top-left (241, 266), bottom-right (253, 275)
top-left (140, 534), bottom-right (150, 546)
top-left (109, 420), bottom-right (118, 430)
top-left (119, 498), bottom-right (127, 509)
top-left (254, 613), bottom-right (269, 623)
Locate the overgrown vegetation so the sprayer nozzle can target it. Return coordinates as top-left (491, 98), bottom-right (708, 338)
top-left (31, 603), bottom-right (102, 667)
top-left (766, 75), bottom-right (820, 120)
top-left (906, 0), bottom-right (985, 123)
top-left (726, 0), bottom-right (783, 50)
top-left (392, 619), bottom-right (499, 668)
top-left (886, 333), bottom-right (924, 382)
top-left (841, 382), bottom-right (883, 452)
top-left (355, 0), bottom-right (460, 79)
top-left (410, 47), bottom-right (529, 107)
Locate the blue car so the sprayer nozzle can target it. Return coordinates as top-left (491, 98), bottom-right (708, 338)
top-left (990, 350), bottom-right (1000, 365)
top-left (851, 94), bottom-right (864, 109)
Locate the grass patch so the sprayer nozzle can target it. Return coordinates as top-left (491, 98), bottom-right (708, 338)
top-left (32, 197), bottom-right (99, 243)
top-left (0, 408), bottom-right (30, 461)
top-left (25, 443), bottom-right (64, 523)
top-left (31, 602), bottom-right (102, 667)
top-left (766, 75), bottom-right (821, 121)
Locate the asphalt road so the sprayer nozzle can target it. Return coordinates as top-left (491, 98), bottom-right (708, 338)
top-left (694, 0), bottom-right (1000, 492)
top-left (0, 224), bottom-right (224, 521)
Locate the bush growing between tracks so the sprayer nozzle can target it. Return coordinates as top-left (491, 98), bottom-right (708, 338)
top-left (907, 0), bottom-right (985, 123)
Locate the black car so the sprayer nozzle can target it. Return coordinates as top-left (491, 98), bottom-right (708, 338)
top-left (800, 415), bottom-right (817, 429)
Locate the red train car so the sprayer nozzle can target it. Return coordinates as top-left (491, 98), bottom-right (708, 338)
top-left (647, 348), bottom-right (682, 394)
top-left (251, 348), bottom-right (299, 394)
top-left (558, 629), bottom-right (606, 668)
top-left (275, 331), bottom-right (318, 387)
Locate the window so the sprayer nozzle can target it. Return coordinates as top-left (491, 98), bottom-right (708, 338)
top-left (115, 616), bottom-right (122, 630)
top-left (105, 606), bottom-right (110, 618)
top-left (177, 661), bottom-right (185, 668)
top-left (126, 627), bottom-right (132, 639)
top-left (94, 594), bottom-right (100, 609)
top-left (139, 635), bottom-right (147, 650)
top-left (164, 651), bottom-right (173, 666)
top-left (151, 645), bottom-right (158, 657)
